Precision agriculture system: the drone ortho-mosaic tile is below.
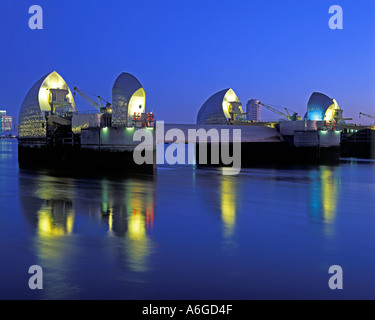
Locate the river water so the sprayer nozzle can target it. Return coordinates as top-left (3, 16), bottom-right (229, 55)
top-left (0, 140), bottom-right (374, 299)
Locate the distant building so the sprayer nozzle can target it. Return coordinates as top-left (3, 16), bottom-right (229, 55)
top-left (0, 110), bottom-right (13, 132)
top-left (246, 99), bottom-right (262, 122)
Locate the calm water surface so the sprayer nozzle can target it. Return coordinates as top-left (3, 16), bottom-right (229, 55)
top-left (0, 140), bottom-right (374, 299)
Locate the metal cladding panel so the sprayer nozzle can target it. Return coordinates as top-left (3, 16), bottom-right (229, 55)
top-left (18, 75), bottom-right (48, 138)
top-left (306, 92), bottom-right (334, 121)
top-left (112, 73), bottom-right (144, 127)
top-left (196, 89), bottom-right (230, 125)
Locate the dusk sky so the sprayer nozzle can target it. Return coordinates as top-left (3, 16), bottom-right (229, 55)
top-left (1, 0), bottom-right (375, 124)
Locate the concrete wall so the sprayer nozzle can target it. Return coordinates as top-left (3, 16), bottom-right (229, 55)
top-left (160, 123), bottom-right (284, 143)
top-left (319, 130), bottom-right (341, 147)
top-left (293, 130), bottom-right (340, 148)
top-left (294, 131), bottom-right (319, 147)
top-left (72, 114), bottom-right (102, 134)
top-left (280, 120), bottom-right (324, 136)
top-left (80, 127), bottom-right (155, 152)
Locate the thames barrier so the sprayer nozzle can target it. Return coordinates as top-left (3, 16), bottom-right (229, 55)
top-left (17, 71), bottom-right (375, 174)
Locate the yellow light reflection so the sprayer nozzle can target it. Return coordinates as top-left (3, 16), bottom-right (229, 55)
top-left (28, 175), bottom-right (76, 269)
top-left (125, 210), bottom-right (150, 272)
top-left (37, 202), bottom-right (74, 238)
top-left (33, 199), bottom-right (75, 267)
top-left (31, 197), bottom-right (76, 299)
top-left (98, 178), bottom-right (155, 272)
top-left (128, 210), bottom-right (146, 240)
top-left (221, 177), bottom-right (236, 238)
top-left (123, 180), bottom-right (154, 272)
top-left (321, 167), bottom-right (338, 223)
top-left (107, 210), bottom-right (113, 232)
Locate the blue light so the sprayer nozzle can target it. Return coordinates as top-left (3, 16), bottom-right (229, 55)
top-left (307, 111), bottom-right (324, 121)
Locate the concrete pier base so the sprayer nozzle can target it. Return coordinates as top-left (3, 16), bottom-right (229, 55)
top-left (194, 142), bottom-right (340, 168)
top-left (341, 129), bottom-right (375, 159)
top-left (18, 126), bottom-right (157, 175)
top-left (18, 144), bottom-right (155, 175)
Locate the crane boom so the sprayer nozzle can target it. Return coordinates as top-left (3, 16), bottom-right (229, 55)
top-left (260, 103), bottom-right (288, 119)
top-left (74, 87), bottom-right (100, 109)
top-left (73, 87), bottom-right (111, 112)
top-left (359, 112), bottom-right (375, 120)
top-left (258, 102), bottom-right (301, 121)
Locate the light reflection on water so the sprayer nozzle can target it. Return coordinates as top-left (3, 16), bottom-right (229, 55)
top-left (220, 176), bottom-right (237, 239)
top-left (17, 170), bottom-right (157, 299)
top-left (308, 166), bottom-right (340, 237)
top-left (1, 140), bottom-right (375, 299)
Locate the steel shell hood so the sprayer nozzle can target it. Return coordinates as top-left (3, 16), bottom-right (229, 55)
top-left (197, 89), bottom-right (241, 125)
top-left (112, 73), bottom-right (146, 127)
top-left (306, 92), bottom-right (340, 122)
top-left (18, 71), bottom-right (76, 138)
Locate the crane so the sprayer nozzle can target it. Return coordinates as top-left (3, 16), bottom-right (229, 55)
top-left (359, 112), bottom-right (375, 124)
top-left (258, 101), bottom-right (301, 121)
top-left (73, 87), bottom-right (112, 113)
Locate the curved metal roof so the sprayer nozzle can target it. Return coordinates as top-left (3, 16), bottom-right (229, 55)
top-left (18, 71), bottom-right (76, 138)
top-left (306, 92), bottom-right (336, 121)
top-left (197, 89), bottom-right (242, 125)
top-left (112, 73), bottom-right (145, 126)
top-left (112, 73), bottom-right (143, 97)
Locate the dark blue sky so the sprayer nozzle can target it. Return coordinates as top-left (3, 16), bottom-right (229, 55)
top-left (1, 0), bottom-right (374, 124)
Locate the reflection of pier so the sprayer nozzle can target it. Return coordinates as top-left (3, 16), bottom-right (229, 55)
top-left (220, 177), bottom-right (237, 238)
top-left (101, 178), bottom-right (156, 272)
top-left (200, 172), bottom-right (240, 239)
top-left (309, 166), bottom-right (340, 235)
top-left (19, 174), bottom-right (76, 238)
top-left (37, 200), bottom-right (74, 237)
top-left (19, 172), bottom-right (156, 276)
